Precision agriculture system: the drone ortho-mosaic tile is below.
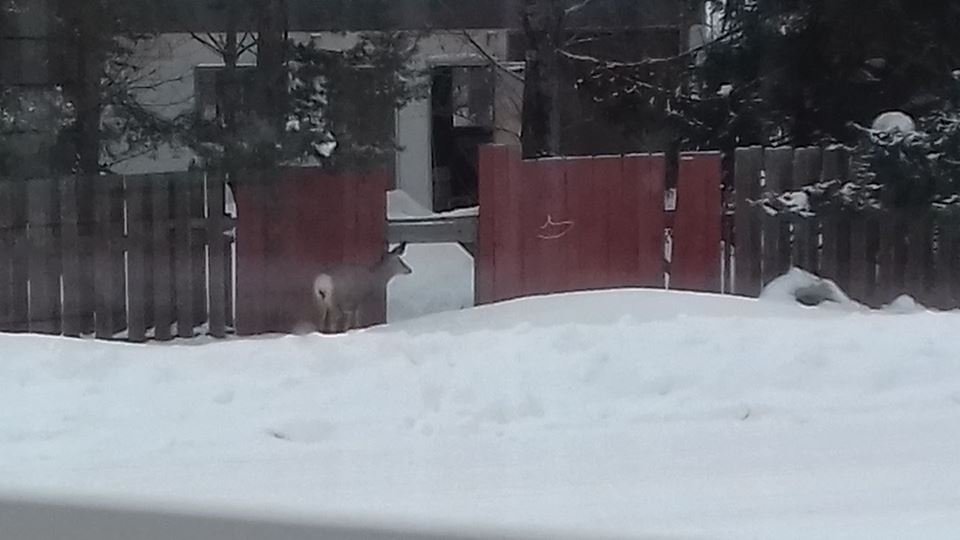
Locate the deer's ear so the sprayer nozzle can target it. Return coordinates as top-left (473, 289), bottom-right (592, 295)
top-left (392, 242), bottom-right (407, 255)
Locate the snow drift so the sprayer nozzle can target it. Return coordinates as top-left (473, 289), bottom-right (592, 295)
top-left (1, 289), bottom-right (959, 539)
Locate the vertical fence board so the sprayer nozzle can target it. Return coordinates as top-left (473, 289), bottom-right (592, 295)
top-left (606, 156), bottom-right (637, 288)
top-left (75, 182), bottom-right (96, 335)
top-left (791, 147), bottom-right (822, 273)
top-left (358, 171), bottom-right (388, 327)
top-left (875, 214), bottom-right (901, 307)
top-left (847, 215), bottom-right (874, 306)
top-left (27, 178), bottom-right (62, 334)
top-left (110, 178), bottom-right (127, 334)
top-left (761, 147), bottom-right (794, 284)
top-left (8, 180), bottom-right (29, 332)
top-left (566, 157), bottom-right (606, 292)
top-left (125, 176), bottom-right (149, 342)
top-left (535, 158), bottom-right (569, 294)
top-left (93, 176), bottom-right (121, 339)
top-left (235, 173), bottom-right (267, 335)
top-left (342, 173), bottom-right (361, 266)
top-left (313, 171), bottom-right (347, 329)
top-left (491, 147), bottom-right (523, 301)
top-left (905, 213), bottom-right (932, 305)
top-left (627, 154), bottom-right (666, 288)
top-left (818, 148), bottom-right (849, 287)
top-left (475, 145), bottom-right (500, 304)
top-left (932, 220), bottom-right (955, 309)
top-left (734, 146), bottom-right (763, 296)
top-left (519, 159), bottom-right (546, 296)
top-left (951, 227), bottom-right (960, 310)
top-left (206, 172), bottom-right (227, 338)
top-left (592, 156), bottom-right (624, 290)
top-left (265, 175), bottom-right (295, 333)
top-left (0, 181), bottom-right (14, 331)
top-left (190, 172), bottom-right (208, 332)
top-left (152, 174), bottom-right (174, 341)
top-left (174, 176), bottom-right (195, 338)
top-left (672, 153), bottom-right (723, 292)
top-left (287, 169), bottom-right (326, 330)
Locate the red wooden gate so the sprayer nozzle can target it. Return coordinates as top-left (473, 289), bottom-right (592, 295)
top-left (476, 146), bottom-right (722, 304)
top-left (235, 168), bottom-right (388, 335)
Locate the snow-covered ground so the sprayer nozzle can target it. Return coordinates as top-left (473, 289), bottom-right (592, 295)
top-left (387, 242), bottom-right (474, 322)
top-left (386, 188), bottom-right (476, 323)
top-left (2, 290), bottom-right (960, 538)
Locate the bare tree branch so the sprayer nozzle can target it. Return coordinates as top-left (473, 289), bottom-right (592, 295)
top-left (190, 32), bottom-right (226, 55)
top-left (564, 0), bottom-right (596, 16)
top-left (559, 27), bottom-right (739, 69)
top-left (456, 29), bottom-right (525, 83)
top-left (237, 32), bottom-right (257, 56)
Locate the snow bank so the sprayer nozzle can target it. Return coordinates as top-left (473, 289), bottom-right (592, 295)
top-left (2, 290), bottom-right (960, 539)
top-left (760, 267), bottom-right (861, 309)
top-left (885, 294), bottom-right (927, 314)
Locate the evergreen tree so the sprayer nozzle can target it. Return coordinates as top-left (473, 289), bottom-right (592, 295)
top-left (578, 0), bottom-right (960, 151)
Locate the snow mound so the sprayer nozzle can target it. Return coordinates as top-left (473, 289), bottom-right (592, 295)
top-left (759, 268), bottom-right (861, 309)
top-left (2, 290), bottom-right (960, 538)
top-left (885, 294), bottom-right (927, 314)
top-left (872, 111), bottom-right (916, 134)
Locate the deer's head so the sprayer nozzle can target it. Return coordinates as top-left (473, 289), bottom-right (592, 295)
top-left (382, 242), bottom-right (413, 277)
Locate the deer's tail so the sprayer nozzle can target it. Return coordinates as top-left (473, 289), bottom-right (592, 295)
top-left (313, 274), bottom-right (335, 304)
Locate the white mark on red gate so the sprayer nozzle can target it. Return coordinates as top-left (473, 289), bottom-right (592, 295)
top-left (537, 214), bottom-right (575, 240)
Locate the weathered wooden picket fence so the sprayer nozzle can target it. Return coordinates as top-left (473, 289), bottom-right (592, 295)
top-left (0, 167), bottom-right (391, 341)
top-left (0, 172), bottom-right (233, 341)
top-left (475, 146), bottom-right (724, 303)
top-left (732, 145), bottom-right (960, 309)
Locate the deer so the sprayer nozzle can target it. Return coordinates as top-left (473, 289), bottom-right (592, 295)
top-left (310, 243), bottom-right (412, 333)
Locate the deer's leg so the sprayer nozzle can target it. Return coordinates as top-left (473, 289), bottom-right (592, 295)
top-left (323, 307), bottom-right (339, 334)
top-left (342, 310), bottom-right (355, 333)
top-left (353, 310), bottom-right (362, 330)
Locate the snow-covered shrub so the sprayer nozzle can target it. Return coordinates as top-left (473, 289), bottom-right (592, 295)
top-left (757, 75), bottom-right (960, 218)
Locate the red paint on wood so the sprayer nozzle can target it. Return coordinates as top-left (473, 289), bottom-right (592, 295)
top-left (357, 170), bottom-right (389, 326)
top-left (533, 158), bottom-right (569, 295)
top-left (235, 167), bottom-right (387, 335)
top-left (591, 156), bottom-right (624, 289)
top-left (235, 174), bottom-right (267, 335)
top-left (565, 156), bottom-right (606, 292)
top-left (491, 147), bottom-right (523, 302)
top-left (625, 154), bottom-right (667, 288)
top-left (475, 145), bottom-right (500, 304)
top-left (671, 153), bottom-right (723, 292)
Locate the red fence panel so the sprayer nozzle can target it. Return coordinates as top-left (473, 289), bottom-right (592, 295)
top-left (235, 168), bottom-right (388, 335)
top-left (478, 147), bottom-right (725, 304)
top-left (625, 154), bottom-right (667, 288)
top-left (671, 152), bottom-right (723, 293)
top-left (566, 156), bottom-right (607, 292)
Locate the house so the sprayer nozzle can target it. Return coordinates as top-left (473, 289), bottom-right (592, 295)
top-left (4, 0), bottom-right (702, 212)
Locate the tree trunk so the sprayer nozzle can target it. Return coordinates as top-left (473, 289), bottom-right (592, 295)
top-left (253, 0), bottom-right (287, 167)
top-left (520, 0), bottom-right (564, 158)
top-left (221, 7), bottom-right (240, 170)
